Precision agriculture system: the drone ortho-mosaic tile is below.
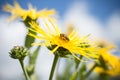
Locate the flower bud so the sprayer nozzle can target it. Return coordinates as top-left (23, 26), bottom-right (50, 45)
top-left (9, 46), bottom-right (29, 60)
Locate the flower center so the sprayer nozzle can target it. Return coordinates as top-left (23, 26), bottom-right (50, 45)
top-left (59, 33), bottom-right (69, 42)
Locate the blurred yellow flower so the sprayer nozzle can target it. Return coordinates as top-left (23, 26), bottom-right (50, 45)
top-left (3, 2), bottom-right (55, 21)
top-left (28, 19), bottom-right (98, 61)
top-left (94, 41), bottom-right (120, 76)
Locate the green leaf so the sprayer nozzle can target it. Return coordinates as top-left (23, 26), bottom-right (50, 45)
top-left (25, 30), bottom-right (36, 49)
top-left (27, 46), bottom-right (41, 78)
top-left (78, 62), bottom-right (86, 79)
top-left (23, 16), bottom-right (37, 49)
top-left (70, 71), bottom-right (78, 80)
top-left (29, 46), bottom-right (41, 65)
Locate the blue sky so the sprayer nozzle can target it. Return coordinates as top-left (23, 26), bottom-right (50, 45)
top-left (0, 0), bottom-right (120, 22)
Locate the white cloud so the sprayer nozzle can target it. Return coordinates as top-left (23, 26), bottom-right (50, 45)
top-left (62, 2), bottom-right (104, 39)
top-left (61, 1), bottom-right (120, 46)
top-left (106, 12), bottom-right (120, 43)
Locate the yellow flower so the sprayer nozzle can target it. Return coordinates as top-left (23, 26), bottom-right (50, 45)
top-left (95, 53), bottom-right (120, 76)
top-left (3, 2), bottom-right (55, 21)
top-left (28, 19), bottom-right (98, 61)
top-left (94, 41), bottom-right (120, 76)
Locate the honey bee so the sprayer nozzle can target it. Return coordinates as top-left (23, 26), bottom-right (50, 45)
top-left (60, 33), bottom-right (69, 41)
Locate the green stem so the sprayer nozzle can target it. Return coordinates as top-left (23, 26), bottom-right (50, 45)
top-left (29, 46), bottom-right (41, 65)
top-left (49, 54), bottom-right (59, 80)
top-left (85, 63), bottom-right (97, 78)
top-left (19, 59), bottom-right (29, 80)
top-left (28, 46), bottom-right (41, 80)
top-left (70, 55), bottom-right (83, 80)
top-left (75, 55), bottom-right (83, 69)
